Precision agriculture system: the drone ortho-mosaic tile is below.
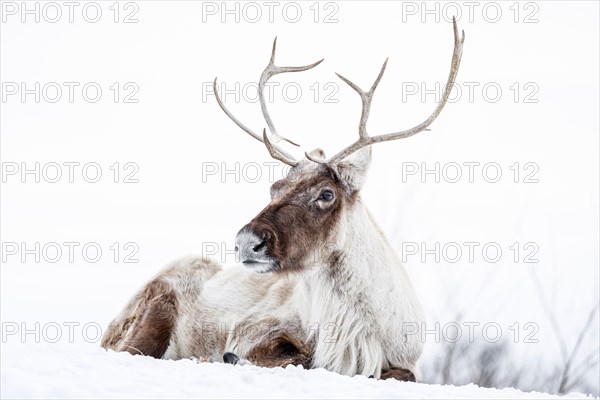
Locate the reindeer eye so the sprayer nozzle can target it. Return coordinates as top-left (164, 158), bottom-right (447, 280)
top-left (319, 190), bottom-right (334, 202)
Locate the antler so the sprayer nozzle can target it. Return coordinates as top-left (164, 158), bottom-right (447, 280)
top-left (214, 38), bottom-right (323, 166)
top-left (306, 17), bottom-right (465, 164)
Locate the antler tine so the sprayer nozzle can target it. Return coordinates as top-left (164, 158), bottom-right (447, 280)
top-left (214, 38), bottom-right (323, 167)
top-left (325, 17), bottom-right (465, 164)
top-left (262, 129), bottom-right (299, 166)
top-left (213, 77), bottom-right (297, 164)
top-left (259, 37), bottom-right (324, 147)
top-left (335, 58), bottom-right (389, 141)
top-left (213, 78), bottom-right (259, 143)
top-left (305, 59), bottom-right (389, 164)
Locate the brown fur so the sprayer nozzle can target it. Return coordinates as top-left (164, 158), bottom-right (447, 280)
top-left (325, 249), bottom-right (348, 284)
top-left (245, 164), bottom-right (348, 273)
top-left (101, 278), bottom-right (178, 359)
top-left (247, 330), bottom-right (312, 369)
top-left (380, 368), bottom-right (416, 382)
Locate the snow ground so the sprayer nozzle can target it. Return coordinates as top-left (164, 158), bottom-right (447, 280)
top-left (0, 344), bottom-right (591, 399)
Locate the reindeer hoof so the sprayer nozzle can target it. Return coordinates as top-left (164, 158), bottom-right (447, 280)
top-left (223, 352), bottom-right (240, 365)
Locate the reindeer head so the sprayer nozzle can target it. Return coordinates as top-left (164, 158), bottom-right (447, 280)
top-left (214, 19), bottom-right (464, 273)
top-left (232, 150), bottom-right (371, 273)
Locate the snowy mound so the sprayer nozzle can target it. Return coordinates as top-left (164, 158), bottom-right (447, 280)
top-left (1, 344), bottom-right (590, 399)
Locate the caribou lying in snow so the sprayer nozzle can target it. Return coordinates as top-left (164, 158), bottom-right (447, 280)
top-left (101, 18), bottom-right (464, 381)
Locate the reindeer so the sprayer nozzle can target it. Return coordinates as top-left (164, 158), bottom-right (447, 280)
top-left (101, 18), bottom-right (464, 381)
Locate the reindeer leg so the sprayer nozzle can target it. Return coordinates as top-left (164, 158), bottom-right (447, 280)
top-left (380, 368), bottom-right (416, 382)
top-left (245, 332), bottom-right (312, 369)
top-left (102, 278), bottom-right (178, 359)
top-left (223, 352), bottom-right (240, 365)
top-left (102, 256), bottom-right (224, 360)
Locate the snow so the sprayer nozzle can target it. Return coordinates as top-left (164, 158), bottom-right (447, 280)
top-left (1, 344), bottom-right (590, 399)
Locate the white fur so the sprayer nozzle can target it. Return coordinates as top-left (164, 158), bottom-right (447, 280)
top-left (293, 198), bottom-right (424, 377)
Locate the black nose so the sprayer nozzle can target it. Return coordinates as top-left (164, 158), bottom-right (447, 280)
top-left (252, 239), bottom-right (266, 253)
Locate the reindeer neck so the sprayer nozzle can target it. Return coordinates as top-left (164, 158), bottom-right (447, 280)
top-left (294, 199), bottom-right (408, 376)
top-left (321, 199), bottom-right (397, 291)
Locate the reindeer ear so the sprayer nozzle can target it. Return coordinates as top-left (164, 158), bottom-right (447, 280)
top-left (333, 146), bottom-right (372, 192)
top-left (307, 148), bottom-right (326, 161)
